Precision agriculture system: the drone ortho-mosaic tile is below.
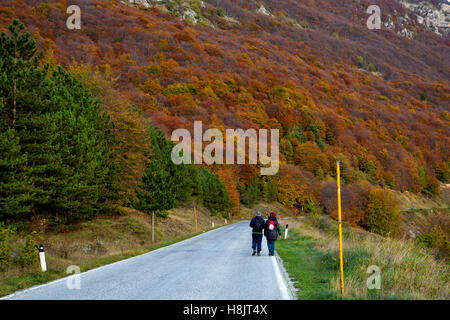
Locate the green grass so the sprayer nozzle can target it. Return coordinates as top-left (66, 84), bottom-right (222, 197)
top-left (277, 230), bottom-right (340, 299)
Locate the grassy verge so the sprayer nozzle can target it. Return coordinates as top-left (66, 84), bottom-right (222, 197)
top-left (0, 209), bottom-right (235, 298)
top-left (0, 231), bottom-right (205, 297)
top-left (277, 217), bottom-right (449, 300)
top-left (277, 230), bottom-right (339, 299)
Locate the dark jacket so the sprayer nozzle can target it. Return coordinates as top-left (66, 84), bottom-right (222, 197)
top-left (264, 217), bottom-right (281, 240)
top-left (249, 216), bottom-right (265, 234)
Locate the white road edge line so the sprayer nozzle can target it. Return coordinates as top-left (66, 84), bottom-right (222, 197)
top-left (0, 222), bottom-right (241, 300)
top-left (270, 256), bottom-right (291, 300)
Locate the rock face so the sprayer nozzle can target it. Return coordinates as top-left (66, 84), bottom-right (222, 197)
top-left (125, 0), bottom-right (275, 27)
top-left (181, 7), bottom-right (198, 24)
top-left (125, 1), bottom-right (449, 38)
top-left (399, 0), bottom-right (450, 36)
top-left (256, 4), bottom-right (273, 17)
top-left (126, 0), bottom-right (210, 25)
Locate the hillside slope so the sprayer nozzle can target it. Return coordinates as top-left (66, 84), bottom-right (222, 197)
top-left (1, 0), bottom-right (448, 198)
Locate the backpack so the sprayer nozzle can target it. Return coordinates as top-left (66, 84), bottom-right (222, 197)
top-left (268, 220), bottom-right (275, 231)
top-left (253, 218), bottom-right (264, 232)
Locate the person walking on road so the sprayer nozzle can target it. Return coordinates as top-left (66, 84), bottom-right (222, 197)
top-left (264, 212), bottom-right (281, 256)
top-left (249, 211), bottom-right (265, 256)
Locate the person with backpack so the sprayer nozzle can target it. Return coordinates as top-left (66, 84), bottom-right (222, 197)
top-left (264, 212), bottom-right (281, 256)
top-left (249, 211), bottom-right (265, 256)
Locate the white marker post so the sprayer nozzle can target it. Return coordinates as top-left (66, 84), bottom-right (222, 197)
top-left (225, 219), bottom-right (227, 224)
top-left (284, 224), bottom-right (288, 239)
top-left (212, 221), bottom-right (214, 228)
top-left (37, 244), bottom-right (47, 272)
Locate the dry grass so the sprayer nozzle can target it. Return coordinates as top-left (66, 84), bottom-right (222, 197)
top-left (281, 216), bottom-right (449, 299)
top-left (0, 205), bottom-right (231, 296)
top-left (393, 184), bottom-right (449, 211)
top-left (328, 237), bottom-right (449, 299)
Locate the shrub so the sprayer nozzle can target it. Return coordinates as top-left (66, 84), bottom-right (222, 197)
top-left (356, 56), bottom-right (364, 68)
top-left (305, 201), bottom-right (323, 228)
top-left (423, 176), bottom-right (440, 196)
top-left (204, 43), bottom-right (222, 57)
top-left (164, 83), bottom-right (198, 96)
top-left (416, 212), bottom-right (449, 260)
top-left (33, 3), bottom-right (51, 18)
top-left (216, 8), bottom-right (226, 17)
top-left (365, 189), bottom-right (403, 237)
top-left (19, 235), bottom-right (39, 268)
top-left (0, 226), bottom-right (11, 268)
top-left (435, 161), bottom-right (449, 182)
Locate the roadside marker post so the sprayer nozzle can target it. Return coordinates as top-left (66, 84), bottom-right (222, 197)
top-left (211, 221), bottom-right (214, 228)
top-left (337, 161), bottom-right (345, 295)
top-left (284, 224), bottom-right (288, 239)
top-left (36, 244), bottom-right (47, 272)
top-left (225, 219), bottom-right (227, 224)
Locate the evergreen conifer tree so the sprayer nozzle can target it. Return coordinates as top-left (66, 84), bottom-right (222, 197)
top-left (0, 20), bottom-right (119, 224)
top-left (134, 126), bottom-right (192, 217)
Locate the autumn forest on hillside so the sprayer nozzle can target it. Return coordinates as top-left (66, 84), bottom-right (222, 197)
top-left (0, 0), bottom-right (449, 264)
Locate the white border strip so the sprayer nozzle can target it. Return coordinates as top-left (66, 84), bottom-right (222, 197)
top-left (271, 256), bottom-right (291, 300)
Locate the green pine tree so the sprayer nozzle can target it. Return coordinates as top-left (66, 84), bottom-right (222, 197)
top-left (241, 177), bottom-right (261, 207)
top-left (0, 128), bottom-right (33, 221)
top-left (199, 167), bottom-right (230, 215)
top-left (262, 177), bottom-right (277, 202)
top-left (134, 125), bottom-right (195, 217)
top-left (0, 20), bottom-right (119, 225)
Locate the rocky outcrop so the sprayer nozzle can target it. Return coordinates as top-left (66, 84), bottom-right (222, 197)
top-left (256, 4), bottom-right (273, 17)
top-left (399, 0), bottom-right (449, 36)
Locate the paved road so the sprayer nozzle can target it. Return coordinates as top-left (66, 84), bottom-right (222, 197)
top-left (4, 221), bottom-right (293, 300)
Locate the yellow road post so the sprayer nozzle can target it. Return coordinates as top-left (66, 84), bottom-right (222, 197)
top-left (337, 160), bottom-right (345, 295)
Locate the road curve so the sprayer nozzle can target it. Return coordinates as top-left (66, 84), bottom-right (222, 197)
top-left (4, 221), bottom-right (293, 300)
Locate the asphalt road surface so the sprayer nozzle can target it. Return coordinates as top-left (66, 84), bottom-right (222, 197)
top-left (4, 221), bottom-right (293, 300)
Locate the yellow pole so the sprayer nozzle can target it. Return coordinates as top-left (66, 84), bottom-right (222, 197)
top-left (337, 161), bottom-right (345, 295)
top-left (194, 206), bottom-right (198, 232)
